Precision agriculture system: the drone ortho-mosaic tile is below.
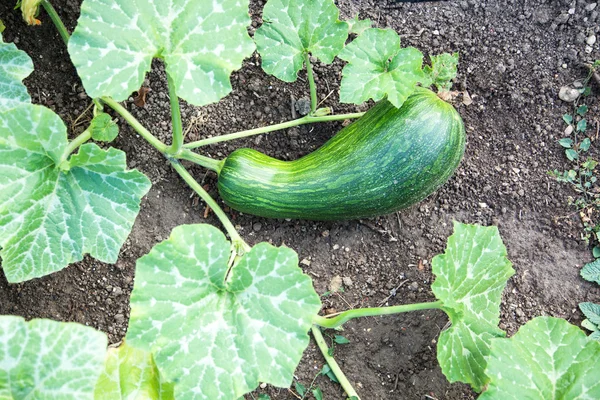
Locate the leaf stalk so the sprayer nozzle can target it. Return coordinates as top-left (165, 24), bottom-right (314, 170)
top-left (313, 300), bottom-right (444, 329)
top-left (101, 96), bottom-right (169, 154)
top-left (169, 159), bottom-right (250, 254)
top-left (305, 53), bottom-right (318, 113)
top-left (166, 72), bottom-right (184, 155)
top-left (311, 325), bottom-right (361, 400)
top-left (40, 0), bottom-right (70, 47)
top-left (183, 112), bottom-right (365, 149)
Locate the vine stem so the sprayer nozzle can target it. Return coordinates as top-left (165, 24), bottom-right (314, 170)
top-left (166, 73), bottom-right (184, 155)
top-left (169, 160), bottom-right (250, 254)
top-left (59, 128), bottom-right (92, 164)
top-left (311, 326), bottom-right (361, 400)
top-left (101, 97), bottom-right (169, 154)
top-left (313, 300), bottom-right (444, 329)
top-left (41, 0), bottom-right (70, 46)
top-left (305, 53), bottom-right (318, 113)
top-left (183, 112), bottom-right (365, 149)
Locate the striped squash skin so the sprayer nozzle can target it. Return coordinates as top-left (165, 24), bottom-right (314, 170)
top-left (217, 88), bottom-right (466, 220)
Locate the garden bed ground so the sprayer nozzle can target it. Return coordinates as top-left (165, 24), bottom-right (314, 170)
top-left (1, 0), bottom-right (600, 399)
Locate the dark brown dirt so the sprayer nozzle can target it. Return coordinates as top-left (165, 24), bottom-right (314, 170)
top-left (1, 0), bottom-right (600, 399)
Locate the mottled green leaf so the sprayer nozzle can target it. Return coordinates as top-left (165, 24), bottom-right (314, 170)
top-left (432, 222), bottom-right (514, 392)
top-left (422, 52), bottom-right (459, 92)
top-left (347, 15), bottom-right (372, 35)
top-left (0, 38), bottom-right (33, 112)
top-left (0, 316), bottom-right (107, 399)
top-left (90, 112), bottom-right (118, 143)
top-left (566, 148), bottom-right (579, 161)
top-left (338, 28), bottom-right (424, 108)
top-left (0, 104), bottom-right (151, 282)
top-left (581, 259), bottom-right (600, 284)
top-left (94, 342), bottom-right (174, 400)
top-left (254, 0), bottom-right (348, 82)
top-left (69, 0), bottom-right (255, 106)
top-left (581, 137), bottom-right (591, 151)
top-left (578, 104), bottom-right (589, 116)
top-left (558, 138), bottom-right (573, 148)
top-left (563, 114), bottom-right (573, 125)
top-left (480, 317), bottom-right (600, 400)
top-left (580, 302), bottom-right (600, 326)
top-left (578, 119), bottom-right (588, 132)
top-left (127, 224), bottom-right (322, 400)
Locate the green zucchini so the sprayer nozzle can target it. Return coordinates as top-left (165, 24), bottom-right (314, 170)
top-left (217, 87), bottom-right (465, 220)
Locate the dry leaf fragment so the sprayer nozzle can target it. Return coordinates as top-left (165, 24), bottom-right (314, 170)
top-left (133, 86), bottom-right (151, 107)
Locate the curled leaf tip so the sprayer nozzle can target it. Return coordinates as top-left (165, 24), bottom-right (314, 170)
top-left (21, 0), bottom-right (43, 26)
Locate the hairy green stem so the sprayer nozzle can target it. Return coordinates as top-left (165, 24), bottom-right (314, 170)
top-left (305, 53), bottom-right (318, 113)
top-left (169, 160), bottom-right (250, 253)
top-left (311, 326), bottom-right (361, 400)
top-left (178, 149), bottom-right (224, 173)
top-left (166, 73), bottom-right (184, 155)
top-left (41, 0), bottom-right (70, 46)
top-left (101, 97), bottom-right (169, 154)
top-left (59, 128), bottom-right (91, 164)
top-left (313, 300), bottom-right (444, 329)
top-left (183, 112), bottom-right (365, 149)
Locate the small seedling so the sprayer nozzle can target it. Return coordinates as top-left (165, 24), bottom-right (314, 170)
top-left (550, 60), bottom-right (600, 257)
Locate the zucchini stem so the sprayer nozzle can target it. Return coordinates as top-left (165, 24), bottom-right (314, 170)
top-left (166, 72), bottom-right (184, 155)
top-left (305, 52), bottom-right (318, 113)
top-left (40, 0), bottom-right (70, 46)
top-left (169, 160), bottom-right (250, 254)
top-left (101, 96), bottom-right (169, 154)
top-left (183, 112), bottom-right (365, 149)
top-left (59, 127), bottom-right (92, 164)
top-left (313, 300), bottom-right (444, 329)
top-left (311, 325), bottom-right (361, 400)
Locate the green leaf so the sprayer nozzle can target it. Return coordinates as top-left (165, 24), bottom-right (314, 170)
top-left (578, 104), bottom-right (589, 116)
top-left (479, 317), bottom-right (600, 400)
top-left (347, 15), bottom-right (372, 35)
top-left (257, 395), bottom-right (271, 400)
top-left (581, 138), bottom-right (592, 152)
top-left (432, 222), bottom-right (515, 392)
top-left (295, 382), bottom-right (306, 396)
top-left (582, 158), bottom-right (598, 170)
top-left (581, 259), bottom-right (600, 284)
top-left (312, 387), bottom-right (323, 400)
top-left (563, 114), bottom-right (573, 124)
top-left (0, 20), bottom-right (5, 34)
top-left (583, 86), bottom-right (592, 96)
top-left (594, 246), bottom-right (600, 258)
top-left (90, 112), bottom-right (118, 143)
top-left (68, 0), bottom-right (255, 106)
top-left (580, 302), bottom-right (600, 326)
top-left (320, 364), bottom-right (338, 383)
top-left (126, 224), bottom-right (322, 400)
top-left (566, 148), bottom-right (579, 161)
top-left (94, 342), bottom-right (174, 400)
top-left (0, 39), bottom-right (33, 112)
top-left (582, 319), bottom-right (598, 332)
top-left (254, 0), bottom-right (348, 82)
top-left (338, 28), bottom-right (424, 108)
top-left (578, 119), bottom-right (588, 132)
top-left (334, 335), bottom-right (350, 344)
top-left (0, 316), bottom-right (107, 399)
top-left (558, 138), bottom-right (573, 148)
top-left (0, 104), bottom-right (151, 282)
top-left (422, 52), bottom-right (459, 92)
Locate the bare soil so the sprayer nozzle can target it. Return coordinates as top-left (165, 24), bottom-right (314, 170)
top-left (1, 0), bottom-right (600, 399)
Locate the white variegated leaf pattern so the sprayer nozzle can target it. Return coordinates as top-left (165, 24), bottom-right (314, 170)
top-left (338, 28), bottom-right (424, 108)
top-left (127, 224), bottom-right (322, 400)
top-left (95, 342), bottom-right (174, 400)
top-left (480, 317), bottom-right (600, 399)
top-left (254, 0), bottom-right (348, 82)
top-left (431, 222), bottom-right (514, 392)
top-left (0, 316), bottom-right (107, 399)
top-left (0, 104), bottom-right (151, 282)
top-left (0, 39), bottom-right (33, 111)
top-left (68, 0), bottom-right (255, 106)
